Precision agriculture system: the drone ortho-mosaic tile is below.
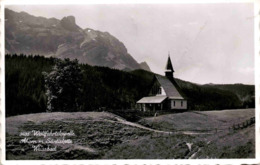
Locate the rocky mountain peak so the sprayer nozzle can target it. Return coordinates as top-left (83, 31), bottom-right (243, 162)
top-left (139, 61), bottom-right (151, 72)
top-left (60, 16), bottom-right (79, 31)
top-left (5, 9), bottom-right (143, 71)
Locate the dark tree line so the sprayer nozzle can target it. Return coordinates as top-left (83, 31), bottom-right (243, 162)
top-left (5, 54), bottom-right (54, 116)
top-left (5, 54), bottom-right (254, 117)
top-left (5, 54), bottom-right (151, 116)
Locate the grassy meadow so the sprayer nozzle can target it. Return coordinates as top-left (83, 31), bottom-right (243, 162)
top-left (6, 108), bottom-right (255, 159)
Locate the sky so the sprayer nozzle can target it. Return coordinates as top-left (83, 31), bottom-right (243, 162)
top-left (6, 3), bottom-right (255, 85)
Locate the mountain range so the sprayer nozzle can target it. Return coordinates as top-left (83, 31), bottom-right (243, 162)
top-left (5, 8), bottom-right (151, 71)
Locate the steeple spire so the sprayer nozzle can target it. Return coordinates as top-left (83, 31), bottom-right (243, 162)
top-left (165, 53), bottom-right (174, 78)
top-left (165, 53), bottom-right (174, 72)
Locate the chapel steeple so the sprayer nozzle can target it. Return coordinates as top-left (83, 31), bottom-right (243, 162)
top-left (165, 52), bottom-right (174, 79)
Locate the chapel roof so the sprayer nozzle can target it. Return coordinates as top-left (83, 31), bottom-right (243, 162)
top-left (137, 95), bottom-right (167, 104)
top-left (155, 75), bottom-right (184, 99)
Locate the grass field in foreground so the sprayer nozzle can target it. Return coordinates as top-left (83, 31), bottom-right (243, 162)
top-left (6, 109), bottom-right (255, 159)
top-left (139, 108), bottom-right (255, 131)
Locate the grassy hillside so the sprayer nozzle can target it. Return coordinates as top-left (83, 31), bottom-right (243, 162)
top-left (138, 108), bottom-right (255, 159)
top-left (6, 112), bottom-right (150, 159)
top-left (6, 109), bottom-right (255, 159)
top-left (139, 108), bottom-right (255, 131)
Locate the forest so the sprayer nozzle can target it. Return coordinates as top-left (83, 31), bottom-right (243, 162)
top-left (5, 54), bottom-right (255, 117)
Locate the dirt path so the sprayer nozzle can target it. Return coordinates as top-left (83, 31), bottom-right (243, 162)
top-left (111, 116), bottom-right (213, 135)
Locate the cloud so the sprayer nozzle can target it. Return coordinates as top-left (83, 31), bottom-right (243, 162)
top-left (235, 67), bottom-right (254, 74)
top-left (188, 22), bottom-right (199, 26)
top-left (172, 24), bottom-right (182, 28)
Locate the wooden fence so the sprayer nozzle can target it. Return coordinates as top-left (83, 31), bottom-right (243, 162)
top-left (231, 117), bottom-right (255, 130)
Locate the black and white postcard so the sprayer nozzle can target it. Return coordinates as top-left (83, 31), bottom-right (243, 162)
top-left (0, 0), bottom-right (259, 164)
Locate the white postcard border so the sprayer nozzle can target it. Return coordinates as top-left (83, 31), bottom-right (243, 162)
top-left (0, 0), bottom-right (259, 164)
